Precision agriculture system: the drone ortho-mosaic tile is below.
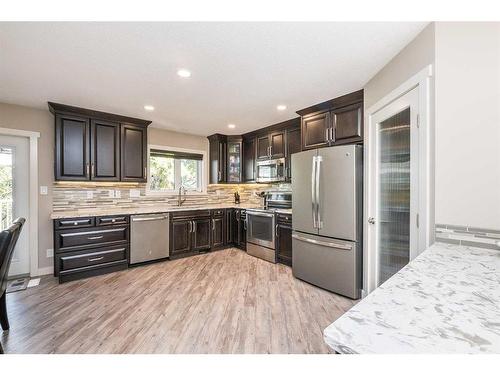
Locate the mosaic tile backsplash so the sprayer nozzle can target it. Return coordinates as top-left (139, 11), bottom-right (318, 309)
top-left (435, 224), bottom-right (500, 250)
top-left (52, 182), bottom-right (291, 213)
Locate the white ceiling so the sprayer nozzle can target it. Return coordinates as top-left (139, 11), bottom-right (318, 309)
top-left (0, 22), bottom-right (427, 136)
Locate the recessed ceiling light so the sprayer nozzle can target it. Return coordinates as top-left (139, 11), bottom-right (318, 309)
top-left (177, 69), bottom-right (191, 78)
top-left (277, 104), bottom-right (287, 111)
top-left (144, 105), bottom-right (155, 111)
top-left (227, 124), bottom-right (236, 129)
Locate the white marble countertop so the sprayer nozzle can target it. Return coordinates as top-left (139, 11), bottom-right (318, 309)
top-left (324, 242), bottom-right (500, 354)
top-left (50, 203), bottom-right (284, 219)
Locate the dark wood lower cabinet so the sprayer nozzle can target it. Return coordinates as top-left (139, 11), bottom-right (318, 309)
top-left (211, 210), bottom-right (225, 249)
top-left (170, 219), bottom-right (192, 257)
top-left (276, 214), bottom-right (292, 266)
top-left (192, 218), bottom-right (211, 252)
top-left (53, 216), bottom-right (130, 283)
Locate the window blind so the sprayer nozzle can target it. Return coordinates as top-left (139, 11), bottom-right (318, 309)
top-left (150, 149), bottom-right (203, 161)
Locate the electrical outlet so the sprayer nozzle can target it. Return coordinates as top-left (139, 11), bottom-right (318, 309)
top-left (129, 189), bottom-right (140, 198)
top-left (46, 249), bottom-right (53, 258)
top-left (115, 190), bottom-right (121, 198)
top-left (39, 186), bottom-right (48, 195)
top-left (86, 190), bottom-right (94, 199)
top-left (108, 190), bottom-right (115, 198)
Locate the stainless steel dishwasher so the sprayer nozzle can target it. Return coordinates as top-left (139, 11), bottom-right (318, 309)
top-left (130, 213), bottom-right (169, 264)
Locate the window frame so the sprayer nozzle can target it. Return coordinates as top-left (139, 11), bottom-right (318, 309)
top-left (147, 144), bottom-right (207, 195)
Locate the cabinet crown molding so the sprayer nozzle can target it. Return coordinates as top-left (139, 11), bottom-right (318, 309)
top-left (48, 102), bottom-right (152, 127)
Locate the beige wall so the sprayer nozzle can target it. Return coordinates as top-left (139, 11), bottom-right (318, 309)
top-left (0, 103), bottom-right (210, 272)
top-left (434, 22), bottom-right (500, 229)
top-left (0, 102), bottom-right (54, 269)
top-left (364, 23), bottom-right (435, 109)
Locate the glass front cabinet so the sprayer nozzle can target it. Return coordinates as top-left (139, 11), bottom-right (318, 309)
top-left (226, 137), bottom-right (242, 183)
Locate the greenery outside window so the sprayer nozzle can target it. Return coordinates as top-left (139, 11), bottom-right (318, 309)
top-left (149, 148), bottom-right (203, 193)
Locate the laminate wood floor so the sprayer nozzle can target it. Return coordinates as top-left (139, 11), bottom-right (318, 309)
top-left (1, 248), bottom-right (357, 354)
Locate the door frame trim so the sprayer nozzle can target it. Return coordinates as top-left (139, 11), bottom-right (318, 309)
top-left (363, 65), bottom-right (434, 296)
top-left (0, 127), bottom-right (40, 277)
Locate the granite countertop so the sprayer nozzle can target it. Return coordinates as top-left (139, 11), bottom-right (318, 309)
top-left (324, 242), bottom-right (500, 354)
top-left (50, 203), bottom-right (283, 219)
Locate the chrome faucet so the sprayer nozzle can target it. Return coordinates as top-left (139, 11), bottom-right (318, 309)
top-left (177, 186), bottom-right (187, 206)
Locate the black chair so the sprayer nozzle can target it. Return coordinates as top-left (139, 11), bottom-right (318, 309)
top-left (0, 218), bottom-right (26, 354)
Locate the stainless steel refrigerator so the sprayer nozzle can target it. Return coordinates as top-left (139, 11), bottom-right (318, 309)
top-left (291, 144), bottom-right (362, 299)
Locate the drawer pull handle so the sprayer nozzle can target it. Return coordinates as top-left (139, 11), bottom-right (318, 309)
top-left (88, 256), bottom-right (104, 262)
top-left (87, 235), bottom-right (104, 240)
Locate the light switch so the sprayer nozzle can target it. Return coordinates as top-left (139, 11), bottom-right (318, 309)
top-left (39, 186), bottom-right (48, 195)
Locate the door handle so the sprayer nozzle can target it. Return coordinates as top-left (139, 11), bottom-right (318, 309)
top-left (86, 163), bottom-right (90, 176)
top-left (212, 219), bottom-right (215, 231)
top-left (88, 256), bottom-right (104, 262)
top-left (91, 163), bottom-right (95, 177)
top-left (316, 155), bottom-right (323, 229)
top-left (275, 224), bottom-right (279, 237)
top-left (325, 128), bottom-right (329, 142)
top-left (192, 221), bottom-right (197, 233)
top-left (292, 233), bottom-right (352, 250)
top-left (188, 221), bottom-right (193, 233)
top-left (311, 156), bottom-right (317, 229)
top-left (87, 235), bottom-right (104, 240)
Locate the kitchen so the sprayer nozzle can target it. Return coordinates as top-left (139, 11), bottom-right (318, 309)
top-left (0, 11), bottom-right (499, 370)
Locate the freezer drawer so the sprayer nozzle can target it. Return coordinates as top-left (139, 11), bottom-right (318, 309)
top-left (292, 231), bottom-right (361, 299)
top-left (130, 213), bottom-right (170, 264)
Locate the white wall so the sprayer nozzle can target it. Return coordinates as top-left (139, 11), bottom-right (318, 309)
top-left (434, 22), bottom-right (500, 229)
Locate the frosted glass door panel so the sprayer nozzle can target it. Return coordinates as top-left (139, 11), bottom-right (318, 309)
top-left (377, 108), bottom-right (410, 285)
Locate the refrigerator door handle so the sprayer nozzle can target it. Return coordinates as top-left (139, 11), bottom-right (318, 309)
top-left (316, 155), bottom-right (323, 229)
top-left (292, 233), bottom-right (352, 250)
top-left (311, 156), bottom-right (317, 228)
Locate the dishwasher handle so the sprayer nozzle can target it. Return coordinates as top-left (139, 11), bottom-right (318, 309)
top-left (132, 215), bottom-right (169, 222)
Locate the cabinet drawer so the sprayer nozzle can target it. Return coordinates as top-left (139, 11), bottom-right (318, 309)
top-left (59, 246), bottom-right (128, 271)
top-left (277, 214), bottom-right (292, 225)
top-left (212, 209), bottom-right (224, 217)
top-left (54, 217), bottom-right (95, 230)
top-left (55, 226), bottom-right (128, 252)
top-left (96, 215), bottom-right (129, 226)
top-left (171, 210), bottom-right (211, 219)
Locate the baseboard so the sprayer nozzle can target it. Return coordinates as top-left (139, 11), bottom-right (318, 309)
top-left (35, 266), bottom-right (54, 277)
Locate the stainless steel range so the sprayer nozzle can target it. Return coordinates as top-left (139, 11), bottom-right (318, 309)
top-left (246, 191), bottom-right (292, 263)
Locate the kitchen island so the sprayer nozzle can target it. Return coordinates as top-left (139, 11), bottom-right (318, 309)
top-left (324, 242), bottom-right (500, 354)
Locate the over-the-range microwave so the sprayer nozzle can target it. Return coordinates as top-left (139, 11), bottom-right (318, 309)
top-left (255, 158), bottom-right (286, 183)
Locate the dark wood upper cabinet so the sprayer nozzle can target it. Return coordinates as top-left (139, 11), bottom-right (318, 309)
top-left (49, 102), bottom-right (151, 182)
top-left (270, 130), bottom-right (285, 158)
top-left (208, 134), bottom-right (227, 184)
top-left (301, 111), bottom-right (330, 150)
top-left (91, 119), bottom-right (120, 181)
top-left (331, 102), bottom-right (363, 145)
top-left (226, 136), bottom-right (242, 183)
top-left (256, 134), bottom-right (270, 160)
top-left (297, 89), bottom-right (364, 151)
top-left (121, 123), bottom-right (147, 182)
top-left (55, 114), bottom-right (91, 181)
top-left (285, 125), bottom-right (301, 181)
top-left (243, 137), bottom-right (256, 182)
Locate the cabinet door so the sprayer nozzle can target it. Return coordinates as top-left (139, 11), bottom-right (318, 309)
top-left (225, 209), bottom-right (235, 244)
top-left (243, 137), bottom-right (256, 182)
top-left (238, 214), bottom-right (246, 249)
top-left (276, 224), bottom-right (293, 266)
top-left (121, 123), bottom-right (147, 182)
top-left (285, 126), bottom-right (301, 181)
top-left (212, 216), bottom-right (225, 248)
top-left (270, 131), bottom-right (285, 158)
top-left (301, 111), bottom-right (330, 150)
top-left (256, 134), bottom-right (270, 160)
top-left (209, 137), bottom-right (226, 184)
top-left (332, 102), bottom-right (363, 145)
top-left (91, 119), bottom-right (120, 181)
top-left (170, 219), bottom-right (192, 256)
top-left (55, 114), bottom-right (90, 181)
top-left (226, 141), bottom-right (242, 183)
top-left (192, 218), bottom-right (211, 251)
